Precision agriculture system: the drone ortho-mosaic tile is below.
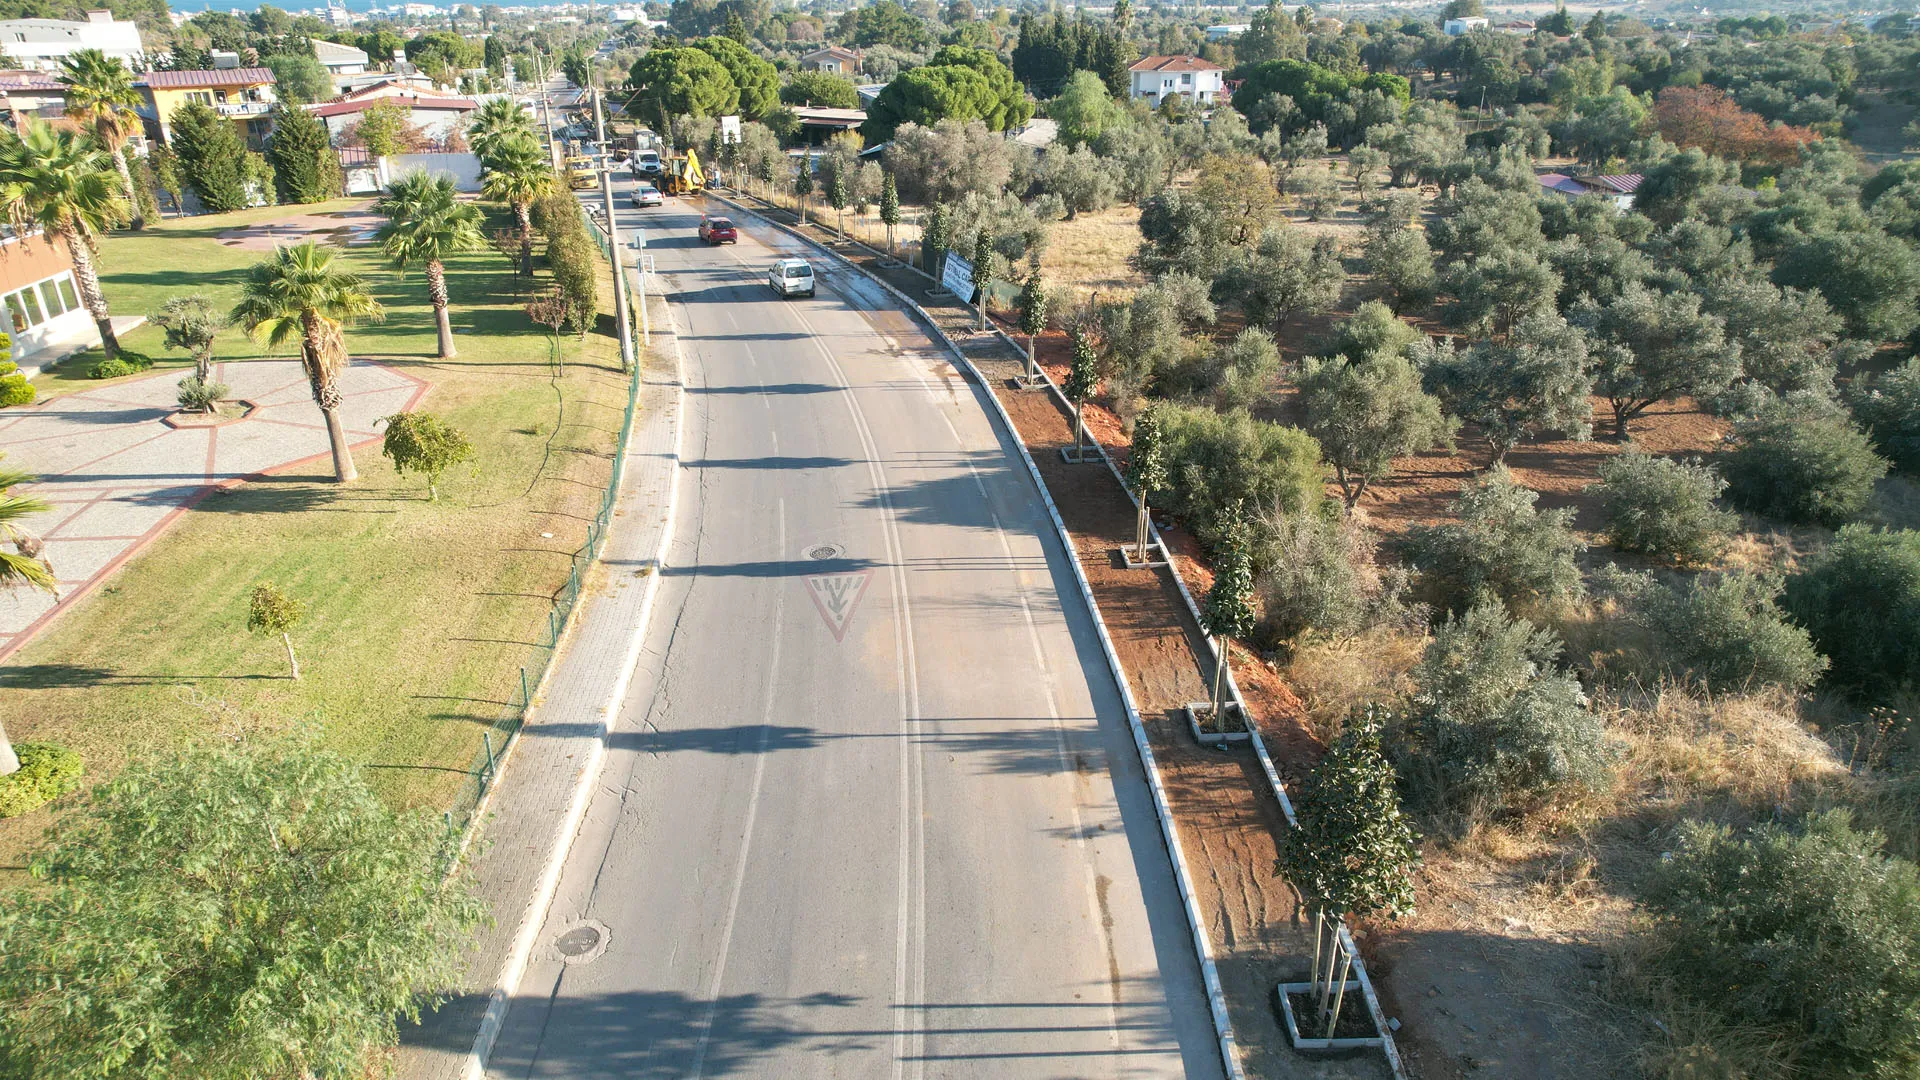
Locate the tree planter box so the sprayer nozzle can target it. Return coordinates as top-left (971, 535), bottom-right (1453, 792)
top-left (1278, 981), bottom-right (1386, 1051)
top-left (1119, 542), bottom-right (1170, 570)
top-left (1185, 702), bottom-right (1249, 745)
top-left (1059, 446), bottom-right (1097, 464)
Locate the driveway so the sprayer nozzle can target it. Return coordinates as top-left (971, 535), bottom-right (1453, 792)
top-left (0, 359), bottom-right (424, 662)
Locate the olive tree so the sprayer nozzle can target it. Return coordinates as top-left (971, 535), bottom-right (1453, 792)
top-left (1723, 393), bottom-right (1888, 528)
top-left (1589, 451), bottom-right (1737, 565)
top-left (1406, 465), bottom-right (1585, 615)
top-left (1577, 282), bottom-right (1742, 439)
top-left (1417, 312), bottom-right (1592, 463)
top-left (1298, 347), bottom-right (1454, 510)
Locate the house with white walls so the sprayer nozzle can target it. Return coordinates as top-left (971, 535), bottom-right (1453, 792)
top-left (1126, 55), bottom-right (1224, 106)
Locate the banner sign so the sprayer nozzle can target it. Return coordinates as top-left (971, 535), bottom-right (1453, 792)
top-left (940, 249), bottom-right (974, 299)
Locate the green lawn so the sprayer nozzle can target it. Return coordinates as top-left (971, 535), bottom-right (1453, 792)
top-left (1, 201), bottom-right (635, 860)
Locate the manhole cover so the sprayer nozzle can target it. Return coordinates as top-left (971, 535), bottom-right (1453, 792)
top-left (553, 919), bottom-right (611, 965)
top-left (807, 544), bottom-right (842, 561)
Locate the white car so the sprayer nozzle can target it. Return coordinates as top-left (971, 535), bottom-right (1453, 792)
top-left (769, 258), bottom-right (815, 299)
top-left (630, 183), bottom-right (663, 207)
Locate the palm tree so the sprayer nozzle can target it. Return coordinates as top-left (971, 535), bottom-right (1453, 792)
top-left (479, 133), bottom-right (556, 277)
top-left (0, 457), bottom-right (55, 777)
top-left (375, 171), bottom-right (486, 360)
top-left (0, 120), bottom-right (129, 358)
top-left (230, 241), bottom-right (385, 483)
top-left (58, 48), bottom-right (143, 229)
top-left (468, 96), bottom-right (536, 164)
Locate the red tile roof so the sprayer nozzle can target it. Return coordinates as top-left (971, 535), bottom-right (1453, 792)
top-left (309, 93), bottom-right (477, 119)
top-left (0, 70), bottom-right (64, 91)
top-left (1128, 55), bottom-right (1223, 73)
top-left (136, 67), bottom-right (277, 89)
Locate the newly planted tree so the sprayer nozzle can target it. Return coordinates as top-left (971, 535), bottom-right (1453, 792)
top-left (971, 227), bottom-right (994, 331)
top-left (56, 49), bottom-right (143, 229)
top-left (0, 119), bottom-right (129, 358)
top-left (792, 158), bottom-right (813, 224)
top-left (1199, 502), bottom-right (1257, 726)
top-left (923, 202), bottom-right (949, 278)
top-left (1276, 705), bottom-right (1418, 1037)
top-left (879, 170), bottom-right (901, 256)
top-left (0, 738), bottom-right (486, 1077)
top-left (150, 294), bottom-right (223, 381)
top-left (1017, 272), bottom-right (1048, 381)
top-left (381, 410), bottom-right (475, 500)
top-left (1064, 325), bottom-right (1098, 461)
top-left (247, 581), bottom-right (305, 679)
top-left (230, 241), bottom-right (385, 483)
top-left (376, 171), bottom-right (486, 359)
top-left (1126, 404), bottom-right (1169, 563)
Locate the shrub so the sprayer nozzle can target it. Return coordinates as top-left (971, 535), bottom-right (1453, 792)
top-left (1590, 450), bottom-right (1737, 565)
top-left (0, 332), bottom-right (31, 408)
top-left (1155, 404), bottom-right (1324, 547)
top-left (175, 375), bottom-right (228, 413)
top-left (1392, 602), bottom-right (1611, 820)
top-left (1784, 525), bottom-right (1920, 701)
top-left (1405, 464), bottom-right (1586, 616)
top-left (1851, 357), bottom-right (1920, 474)
top-left (87, 351), bottom-right (153, 380)
top-left (1255, 506), bottom-right (1416, 645)
top-left (1723, 393), bottom-right (1888, 527)
top-left (0, 743), bottom-right (82, 818)
top-left (1642, 811), bottom-right (1920, 1080)
top-left (1611, 570), bottom-right (1828, 693)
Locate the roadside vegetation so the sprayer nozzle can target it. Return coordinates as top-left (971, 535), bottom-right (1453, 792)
top-left (635, 2), bottom-right (1920, 1073)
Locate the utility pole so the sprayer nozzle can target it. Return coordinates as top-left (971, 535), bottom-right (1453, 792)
top-left (595, 86), bottom-right (635, 374)
top-left (532, 53), bottom-right (559, 168)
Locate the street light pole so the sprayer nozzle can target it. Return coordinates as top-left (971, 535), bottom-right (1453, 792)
top-left (595, 86), bottom-right (635, 374)
top-left (531, 53), bottom-right (559, 168)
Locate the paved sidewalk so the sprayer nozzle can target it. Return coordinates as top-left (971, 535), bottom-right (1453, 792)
top-left (0, 359), bottom-right (424, 661)
top-left (395, 294), bottom-right (683, 1080)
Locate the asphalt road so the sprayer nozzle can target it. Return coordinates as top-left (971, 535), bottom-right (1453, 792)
top-left (483, 175), bottom-right (1224, 1079)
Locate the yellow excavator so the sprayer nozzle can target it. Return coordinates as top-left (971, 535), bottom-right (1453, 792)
top-left (661, 147), bottom-right (704, 196)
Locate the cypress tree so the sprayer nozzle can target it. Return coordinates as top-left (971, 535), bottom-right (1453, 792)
top-left (267, 105), bottom-right (343, 205)
top-left (168, 102), bottom-right (249, 212)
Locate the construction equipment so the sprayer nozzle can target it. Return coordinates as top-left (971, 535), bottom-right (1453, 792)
top-left (565, 155), bottom-right (597, 191)
top-left (660, 147), bottom-right (704, 196)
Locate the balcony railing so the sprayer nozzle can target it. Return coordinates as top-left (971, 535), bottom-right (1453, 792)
top-left (215, 101), bottom-right (273, 118)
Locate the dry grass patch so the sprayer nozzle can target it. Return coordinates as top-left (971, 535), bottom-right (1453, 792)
top-left (1038, 204), bottom-right (1145, 307)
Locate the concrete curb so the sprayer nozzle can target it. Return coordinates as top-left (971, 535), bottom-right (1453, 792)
top-left (459, 278), bottom-right (687, 1080)
top-left (711, 191), bottom-right (1247, 1080)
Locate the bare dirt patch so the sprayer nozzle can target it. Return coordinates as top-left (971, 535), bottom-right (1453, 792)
top-left (217, 206), bottom-right (384, 250)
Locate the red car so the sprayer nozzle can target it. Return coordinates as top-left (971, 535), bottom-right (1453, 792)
top-left (699, 216), bottom-right (737, 245)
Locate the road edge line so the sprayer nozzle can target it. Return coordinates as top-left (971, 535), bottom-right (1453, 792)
top-left (460, 281), bottom-right (688, 1080)
top-left (709, 191), bottom-right (1247, 1080)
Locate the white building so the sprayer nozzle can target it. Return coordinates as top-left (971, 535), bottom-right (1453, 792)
top-left (1204, 23), bottom-right (1250, 40)
top-left (1127, 55), bottom-right (1224, 106)
top-left (1443, 16), bottom-right (1489, 34)
top-left (0, 10), bottom-right (142, 73)
top-left (313, 38), bottom-right (369, 85)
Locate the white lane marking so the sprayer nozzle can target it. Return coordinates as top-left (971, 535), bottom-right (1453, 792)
top-left (686, 499), bottom-right (785, 1080)
top-left (716, 221), bottom-right (932, 1078)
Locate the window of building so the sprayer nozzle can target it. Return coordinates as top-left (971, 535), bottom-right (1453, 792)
top-left (3, 272), bottom-right (79, 333)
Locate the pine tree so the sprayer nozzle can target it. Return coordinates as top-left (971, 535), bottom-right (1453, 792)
top-left (266, 104), bottom-right (342, 205)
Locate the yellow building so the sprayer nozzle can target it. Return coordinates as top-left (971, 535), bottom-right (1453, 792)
top-left (135, 67), bottom-right (277, 149)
